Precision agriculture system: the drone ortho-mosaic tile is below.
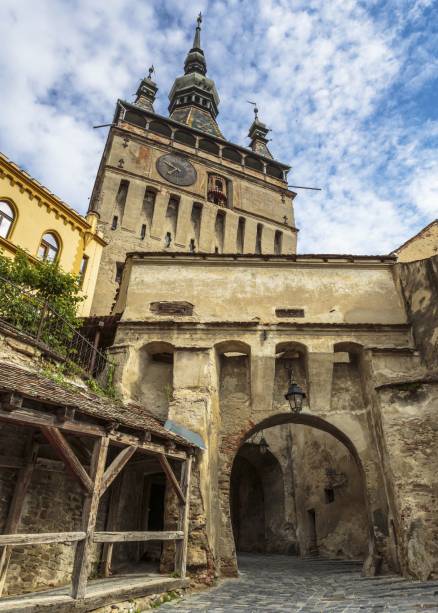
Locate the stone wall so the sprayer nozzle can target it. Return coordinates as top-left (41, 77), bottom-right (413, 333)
top-left (0, 424), bottom-right (107, 595)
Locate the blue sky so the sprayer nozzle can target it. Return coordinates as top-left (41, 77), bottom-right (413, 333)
top-left (0, 0), bottom-right (436, 253)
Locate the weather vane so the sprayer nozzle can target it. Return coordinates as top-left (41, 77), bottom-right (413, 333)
top-left (197, 12), bottom-right (202, 26)
top-left (148, 65), bottom-right (155, 79)
top-left (246, 100), bottom-right (259, 119)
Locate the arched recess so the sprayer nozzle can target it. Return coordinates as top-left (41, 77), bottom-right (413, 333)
top-left (149, 120), bottom-right (172, 138)
top-left (174, 130), bottom-right (196, 147)
top-left (199, 139), bottom-right (219, 155)
top-left (124, 110), bottom-right (147, 128)
top-left (222, 147), bottom-right (242, 164)
top-left (216, 341), bottom-right (251, 430)
top-left (245, 155), bottom-right (264, 172)
top-left (266, 164), bottom-right (284, 179)
top-left (130, 341), bottom-right (175, 421)
top-left (219, 409), bottom-right (376, 578)
top-left (274, 341), bottom-right (308, 413)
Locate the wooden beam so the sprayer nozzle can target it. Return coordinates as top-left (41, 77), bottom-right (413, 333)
top-left (159, 455), bottom-right (185, 505)
top-left (71, 436), bottom-right (109, 600)
top-left (0, 406), bottom-right (187, 460)
top-left (0, 437), bottom-right (38, 595)
top-left (100, 446), bottom-right (136, 497)
top-left (0, 532), bottom-right (86, 546)
top-left (40, 426), bottom-right (93, 494)
top-left (175, 455), bottom-right (193, 578)
top-left (94, 531), bottom-right (184, 543)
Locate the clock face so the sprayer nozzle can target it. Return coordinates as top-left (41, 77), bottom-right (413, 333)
top-left (156, 153), bottom-right (197, 186)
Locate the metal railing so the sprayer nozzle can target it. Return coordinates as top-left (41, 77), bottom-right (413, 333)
top-left (0, 275), bottom-right (111, 384)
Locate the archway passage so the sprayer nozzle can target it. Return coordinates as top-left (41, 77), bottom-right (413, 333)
top-left (229, 421), bottom-right (369, 562)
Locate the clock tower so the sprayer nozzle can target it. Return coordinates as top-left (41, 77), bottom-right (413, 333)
top-left (88, 15), bottom-right (298, 315)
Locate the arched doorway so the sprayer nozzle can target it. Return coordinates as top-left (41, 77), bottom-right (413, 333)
top-left (224, 412), bottom-right (374, 574)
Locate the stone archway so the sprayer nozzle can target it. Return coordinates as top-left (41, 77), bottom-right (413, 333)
top-left (219, 412), bottom-right (375, 577)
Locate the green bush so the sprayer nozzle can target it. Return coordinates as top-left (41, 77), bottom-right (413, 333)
top-left (0, 249), bottom-right (84, 353)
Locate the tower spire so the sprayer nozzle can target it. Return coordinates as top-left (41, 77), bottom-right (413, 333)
top-left (168, 14), bottom-right (222, 137)
top-left (193, 12), bottom-right (202, 49)
top-left (184, 12), bottom-right (207, 76)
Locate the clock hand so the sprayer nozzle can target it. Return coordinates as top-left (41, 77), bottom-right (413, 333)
top-left (163, 160), bottom-right (179, 172)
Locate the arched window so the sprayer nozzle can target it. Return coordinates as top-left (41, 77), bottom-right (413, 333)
top-left (0, 201), bottom-right (15, 239)
top-left (38, 232), bottom-right (60, 262)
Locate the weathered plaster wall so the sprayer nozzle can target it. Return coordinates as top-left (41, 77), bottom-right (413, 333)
top-left (394, 221), bottom-right (438, 262)
top-left (395, 255), bottom-right (438, 369)
top-left (375, 382), bottom-right (438, 580)
top-left (290, 424), bottom-right (368, 559)
top-left (117, 256), bottom-right (407, 325)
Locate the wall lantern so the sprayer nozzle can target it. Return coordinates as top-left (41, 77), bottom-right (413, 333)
top-left (285, 362), bottom-right (306, 413)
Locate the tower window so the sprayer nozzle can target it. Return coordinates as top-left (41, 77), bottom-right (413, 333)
top-left (116, 179), bottom-right (129, 208)
top-left (325, 488), bottom-right (335, 504)
top-left (207, 174), bottom-right (228, 207)
top-left (140, 224), bottom-right (147, 240)
top-left (190, 239), bottom-right (196, 253)
top-left (255, 224), bottom-right (263, 255)
top-left (115, 262), bottom-right (124, 283)
top-left (164, 232), bottom-right (172, 248)
top-left (111, 216), bottom-right (118, 230)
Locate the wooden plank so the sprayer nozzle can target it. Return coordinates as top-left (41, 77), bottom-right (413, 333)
top-left (93, 531), bottom-right (184, 543)
top-left (159, 455), bottom-right (185, 505)
top-left (0, 437), bottom-right (38, 595)
top-left (175, 455), bottom-right (193, 578)
top-left (0, 532), bottom-right (86, 546)
top-left (71, 436), bottom-right (109, 600)
top-left (41, 426), bottom-right (93, 494)
top-left (0, 406), bottom-right (187, 460)
top-left (100, 446), bottom-right (136, 496)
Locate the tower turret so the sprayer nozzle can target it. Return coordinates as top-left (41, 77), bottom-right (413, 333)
top-left (134, 65), bottom-right (158, 112)
top-left (247, 104), bottom-right (273, 159)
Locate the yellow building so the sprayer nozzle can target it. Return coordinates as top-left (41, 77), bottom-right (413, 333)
top-left (0, 151), bottom-right (106, 316)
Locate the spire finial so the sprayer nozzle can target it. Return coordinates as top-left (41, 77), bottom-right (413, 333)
top-left (148, 65), bottom-right (154, 79)
top-left (247, 100), bottom-right (259, 120)
top-left (193, 12), bottom-right (202, 48)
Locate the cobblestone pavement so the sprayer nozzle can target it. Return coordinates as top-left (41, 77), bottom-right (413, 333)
top-left (159, 554), bottom-right (438, 612)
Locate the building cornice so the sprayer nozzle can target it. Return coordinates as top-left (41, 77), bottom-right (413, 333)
top-left (125, 251), bottom-right (397, 269)
top-left (0, 152), bottom-right (92, 234)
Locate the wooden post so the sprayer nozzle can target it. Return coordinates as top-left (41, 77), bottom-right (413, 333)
top-left (100, 472), bottom-right (123, 577)
top-left (0, 437), bottom-right (38, 596)
top-left (174, 455), bottom-right (192, 578)
top-left (71, 436), bottom-right (109, 600)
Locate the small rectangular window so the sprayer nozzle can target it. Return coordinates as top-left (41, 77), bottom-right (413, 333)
top-left (275, 308), bottom-right (305, 318)
top-left (140, 224), bottom-right (147, 240)
top-left (78, 255), bottom-right (89, 289)
top-left (111, 216), bottom-right (118, 230)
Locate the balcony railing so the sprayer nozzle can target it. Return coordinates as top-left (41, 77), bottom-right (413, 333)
top-left (0, 275), bottom-right (112, 386)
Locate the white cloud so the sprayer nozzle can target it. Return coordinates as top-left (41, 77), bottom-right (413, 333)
top-left (0, 0), bottom-right (436, 254)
